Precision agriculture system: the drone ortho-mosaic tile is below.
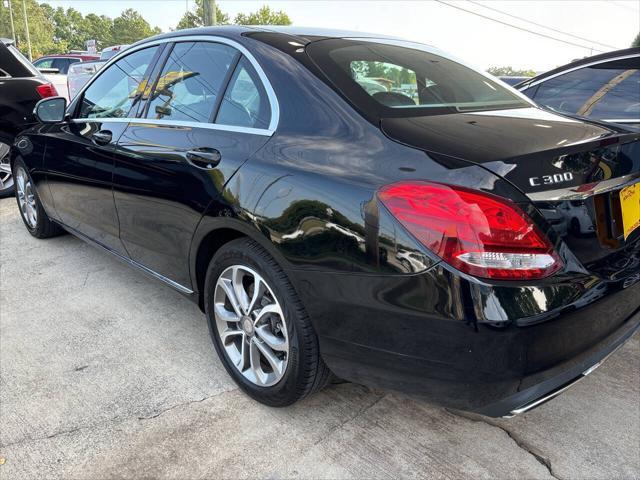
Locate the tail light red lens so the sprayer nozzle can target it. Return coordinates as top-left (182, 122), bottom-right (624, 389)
top-left (378, 181), bottom-right (562, 280)
top-left (35, 83), bottom-right (58, 98)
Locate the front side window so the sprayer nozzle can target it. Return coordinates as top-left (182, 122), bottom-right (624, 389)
top-left (216, 57), bottom-right (271, 129)
top-left (146, 41), bottom-right (237, 123)
top-left (531, 58), bottom-right (640, 120)
top-left (78, 46), bottom-right (158, 119)
top-left (308, 39), bottom-right (529, 117)
top-left (33, 58), bottom-right (55, 69)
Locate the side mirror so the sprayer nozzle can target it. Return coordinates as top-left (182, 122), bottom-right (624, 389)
top-left (34, 97), bottom-right (67, 123)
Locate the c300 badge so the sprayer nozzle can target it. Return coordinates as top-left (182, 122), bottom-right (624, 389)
top-left (529, 172), bottom-right (574, 187)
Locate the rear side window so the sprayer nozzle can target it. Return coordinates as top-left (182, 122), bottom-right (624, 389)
top-left (531, 58), bottom-right (640, 121)
top-left (78, 46), bottom-right (158, 119)
top-left (145, 41), bottom-right (237, 123)
top-left (53, 58), bottom-right (79, 74)
top-left (216, 57), bottom-right (271, 129)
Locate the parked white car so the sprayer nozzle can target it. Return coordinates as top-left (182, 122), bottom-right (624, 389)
top-left (536, 202), bottom-right (569, 237)
top-left (33, 54), bottom-right (99, 100)
top-left (558, 200), bottom-right (596, 235)
top-left (66, 45), bottom-right (130, 99)
top-left (67, 60), bottom-right (105, 99)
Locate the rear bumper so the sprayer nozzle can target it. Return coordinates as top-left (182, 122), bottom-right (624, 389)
top-left (291, 266), bottom-right (640, 417)
top-left (476, 314), bottom-right (638, 417)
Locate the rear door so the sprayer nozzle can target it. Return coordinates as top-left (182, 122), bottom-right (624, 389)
top-left (52, 58), bottom-right (79, 75)
top-left (45, 45), bottom-right (160, 254)
top-left (113, 39), bottom-right (275, 289)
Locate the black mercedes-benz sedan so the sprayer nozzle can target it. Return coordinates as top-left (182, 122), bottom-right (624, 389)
top-left (10, 26), bottom-right (640, 418)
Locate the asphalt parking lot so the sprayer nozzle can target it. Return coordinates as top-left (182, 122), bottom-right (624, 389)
top-left (0, 196), bottom-right (639, 479)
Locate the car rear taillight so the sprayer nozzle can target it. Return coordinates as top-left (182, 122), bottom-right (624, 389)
top-left (378, 181), bottom-right (562, 280)
top-left (36, 83), bottom-right (58, 98)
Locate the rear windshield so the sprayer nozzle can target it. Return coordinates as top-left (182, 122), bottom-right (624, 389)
top-left (307, 39), bottom-right (530, 118)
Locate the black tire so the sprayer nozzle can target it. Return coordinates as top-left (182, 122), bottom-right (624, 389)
top-left (13, 158), bottom-right (64, 239)
top-left (204, 238), bottom-right (332, 406)
top-left (0, 132), bottom-right (15, 198)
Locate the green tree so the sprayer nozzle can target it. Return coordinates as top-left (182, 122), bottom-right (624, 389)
top-left (487, 66), bottom-right (536, 77)
top-left (49, 7), bottom-right (87, 51)
top-left (111, 8), bottom-right (161, 45)
top-left (234, 5), bottom-right (291, 25)
top-left (632, 32), bottom-right (640, 48)
top-left (0, 0), bottom-right (57, 58)
top-left (176, 0), bottom-right (229, 30)
top-left (83, 14), bottom-right (115, 50)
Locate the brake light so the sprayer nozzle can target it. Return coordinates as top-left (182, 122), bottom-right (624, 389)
top-left (36, 83), bottom-right (58, 98)
top-left (378, 181), bottom-right (562, 280)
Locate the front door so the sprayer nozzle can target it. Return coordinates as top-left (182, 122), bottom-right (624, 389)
top-left (45, 45), bottom-right (161, 255)
top-left (113, 40), bottom-right (274, 289)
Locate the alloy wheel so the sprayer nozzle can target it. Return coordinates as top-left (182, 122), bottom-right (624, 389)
top-left (214, 265), bottom-right (289, 387)
top-left (0, 141), bottom-right (13, 194)
top-left (15, 166), bottom-right (37, 228)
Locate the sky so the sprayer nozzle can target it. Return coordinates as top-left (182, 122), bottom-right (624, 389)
top-left (44, 0), bottom-right (639, 72)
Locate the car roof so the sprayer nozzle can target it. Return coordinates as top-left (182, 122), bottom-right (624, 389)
top-left (134, 25), bottom-right (405, 48)
top-left (37, 54), bottom-right (95, 59)
top-left (516, 47), bottom-right (640, 88)
top-left (1, 38), bottom-right (14, 46)
top-left (244, 25), bottom-right (404, 41)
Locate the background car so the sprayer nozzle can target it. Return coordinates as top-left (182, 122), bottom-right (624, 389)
top-left (67, 60), bottom-right (105, 99)
top-left (499, 75), bottom-right (532, 86)
top-left (33, 53), bottom-right (100, 74)
top-left (66, 46), bottom-right (130, 99)
top-left (33, 53), bottom-right (99, 100)
top-left (517, 47), bottom-right (640, 127)
top-left (535, 202), bottom-right (569, 237)
top-left (0, 38), bottom-right (58, 197)
top-left (558, 200), bottom-right (596, 235)
top-left (99, 44), bottom-right (130, 60)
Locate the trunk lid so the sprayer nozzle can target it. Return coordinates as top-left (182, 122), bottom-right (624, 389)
top-left (381, 107), bottom-right (640, 280)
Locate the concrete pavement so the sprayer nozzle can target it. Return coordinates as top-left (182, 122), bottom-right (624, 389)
top-left (1, 197), bottom-right (638, 479)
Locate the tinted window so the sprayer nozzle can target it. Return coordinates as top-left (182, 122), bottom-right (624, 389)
top-left (531, 58), bottom-right (640, 120)
top-left (54, 58), bottom-right (79, 74)
top-left (33, 58), bottom-right (55, 69)
top-left (146, 41), bottom-right (237, 123)
top-left (216, 57), bottom-right (271, 129)
top-left (308, 39), bottom-right (529, 117)
top-left (78, 47), bottom-right (157, 119)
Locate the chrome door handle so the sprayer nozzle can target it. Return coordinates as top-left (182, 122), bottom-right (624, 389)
top-left (186, 149), bottom-right (221, 169)
top-left (91, 130), bottom-right (112, 146)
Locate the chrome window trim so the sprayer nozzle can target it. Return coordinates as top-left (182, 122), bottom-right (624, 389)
top-left (70, 34), bottom-right (280, 135)
top-left (602, 119), bottom-right (640, 123)
top-left (70, 117), bottom-right (273, 136)
top-left (518, 53), bottom-right (640, 90)
top-left (527, 172), bottom-right (640, 201)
